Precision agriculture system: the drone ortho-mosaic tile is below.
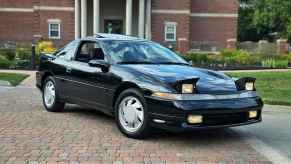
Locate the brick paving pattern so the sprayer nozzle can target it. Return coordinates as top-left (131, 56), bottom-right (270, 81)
top-left (0, 86), bottom-right (271, 164)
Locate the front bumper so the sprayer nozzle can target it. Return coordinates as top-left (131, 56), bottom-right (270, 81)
top-left (145, 95), bottom-right (263, 132)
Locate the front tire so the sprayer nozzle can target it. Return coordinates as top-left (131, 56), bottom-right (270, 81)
top-left (115, 89), bottom-right (151, 139)
top-left (42, 76), bottom-right (65, 112)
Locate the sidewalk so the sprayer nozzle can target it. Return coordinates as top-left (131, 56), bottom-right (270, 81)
top-left (0, 69), bottom-right (36, 87)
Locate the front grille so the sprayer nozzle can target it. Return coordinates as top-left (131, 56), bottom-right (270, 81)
top-left (203, 112), bottom-right (249, 126)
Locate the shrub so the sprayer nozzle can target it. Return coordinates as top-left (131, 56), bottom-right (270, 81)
top-left (185, 52), bottom-right (218, 65)
top-left (16, 48), bottom-right (31, 60)
top-left (262, 58), bottom-right (288, 68)
top-left (36, 40), bottom-right (57, 54)
top-left (0, 56), bottom-right (12, 68)
top-left (0, 49), bottom-right (16, 61)
top-left (280, 54), bottom-right (291, 63)
top-left (15, 60), bottom-right (31, 68)
top-left (220, 49), bottom-right (257, 65)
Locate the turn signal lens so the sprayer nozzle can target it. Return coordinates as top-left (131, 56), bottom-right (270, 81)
top-left (245, 82), bottom-right (255, 91)
top-left (188, 115), bottom-right (203, 124)
top-left (249, 110), bottom-right (258, 119)
top-left (151, 92), bottom-right (181, 100)
top-left (182, 84), bottom-right (194, 93)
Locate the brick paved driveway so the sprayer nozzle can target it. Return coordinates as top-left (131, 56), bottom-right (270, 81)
top-left (0, 86), bottom-right (271, 164)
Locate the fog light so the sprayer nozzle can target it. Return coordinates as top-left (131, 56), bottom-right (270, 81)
top-left (249, 110), bottom-right (258, 119)
top-left (188, 115), bottom-right (203, 124)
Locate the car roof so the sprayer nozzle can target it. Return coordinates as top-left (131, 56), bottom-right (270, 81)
top-left (83, 33), bottom-right (147, 42)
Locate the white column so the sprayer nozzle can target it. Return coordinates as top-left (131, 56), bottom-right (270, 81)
top-left (74, 0), bottom-right (80, 39)
top-left (138, 0), bottom-right (145, 38)
top-left (126, 0), bottom-right (133, 35)
top-left (93, 0), bottom-right (100, 34)
top-left (145, 0), bottom-right (152, 40)
top-left (81, 0), bottom-right (87, 37)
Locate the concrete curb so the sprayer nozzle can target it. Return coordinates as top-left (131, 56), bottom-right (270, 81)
top-left (0, 80), bottom-right (11, 87)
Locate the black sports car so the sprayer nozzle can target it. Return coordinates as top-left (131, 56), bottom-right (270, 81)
top-left (36, 33), bottom-right (263, 139)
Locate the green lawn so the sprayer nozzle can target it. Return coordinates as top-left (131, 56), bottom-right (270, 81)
top-left (0, 73), bottom-right (29, 86)
top-left (228, 71), bottom-right (291, 106)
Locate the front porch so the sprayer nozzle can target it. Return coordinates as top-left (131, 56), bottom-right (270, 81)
top-left (74, 0), bottom-right (152, 39)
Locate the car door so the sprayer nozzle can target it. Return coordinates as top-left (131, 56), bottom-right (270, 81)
top-left (51, 40), bottom-right (80, 99)
top-left (65, 40), bottom-right (114, 111)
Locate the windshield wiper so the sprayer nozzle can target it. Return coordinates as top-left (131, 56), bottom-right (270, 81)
top-left (117, 61), bottom-right (156, 64)
top-left (157, 62), bottom-right (190, 66)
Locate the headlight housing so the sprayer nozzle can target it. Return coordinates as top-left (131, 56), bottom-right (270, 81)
top-left (182, 84), bottom-right (194, 94)
top-left (235, 77), bottom-right (256, 91)
top-left (245, 82), bottom-right (255, 91)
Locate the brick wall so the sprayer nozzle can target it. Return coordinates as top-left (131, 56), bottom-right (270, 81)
top-left (0, 0), bottom-right (238, 51)
top-left (0, 12), bottom-right (34, 44)
top-left (0, 0), bottom-right (74, 48)
top-left (190, 17), bottom-right (238, 49)
top-left (38, 11), bottom-right (74, 47)
top-left (191, 0), bottom-right (239, 13)
top-left (151, 0), bottom-right (238, 52)
top-left (152, 0), bottom-right (190, 10)
top-left (190, 0), bottom-right (239, 50)
top-left (37, 0), bottom-right (73, 7)
top-left (0, 0), bottom-right (33, 8)
top-left (151, 0), bottom-right (191, 52)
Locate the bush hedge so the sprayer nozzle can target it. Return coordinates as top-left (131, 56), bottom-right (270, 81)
top-left (0, 56), bottom-right (12, 68)
top-left (0, 49), bottom-right (16, 61)
top-left (185, 50), bottom-right (291, 69)
top-left (0, 48), bottom-right (31, 69)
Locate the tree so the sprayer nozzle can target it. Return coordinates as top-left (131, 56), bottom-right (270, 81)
top-left (238, 0), bottom-right (291, 42)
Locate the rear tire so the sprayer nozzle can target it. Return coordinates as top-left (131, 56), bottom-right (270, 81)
top-left (115, 88), bottom-right (151, 139)
top-left (42, 76), bottom-right (65, 112)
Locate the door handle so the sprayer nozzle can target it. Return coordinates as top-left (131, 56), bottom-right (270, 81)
top-left (66, 67), bottom-right (72, 73)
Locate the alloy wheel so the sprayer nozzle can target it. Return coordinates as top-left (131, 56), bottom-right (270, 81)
top-left (44, 81), bottom-right (56, 108)
top-left (118, 96), bottom-right (144, 133)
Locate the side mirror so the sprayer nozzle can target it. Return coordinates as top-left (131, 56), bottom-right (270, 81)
top-left (88, 60), bottom-right (110, 73)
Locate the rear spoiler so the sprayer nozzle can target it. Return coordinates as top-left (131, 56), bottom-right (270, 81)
top-left (235, 77), bottom-right (256, 91)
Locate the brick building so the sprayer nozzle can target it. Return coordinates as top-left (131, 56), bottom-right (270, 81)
top-left (0, 0), bottom-right (238, 52)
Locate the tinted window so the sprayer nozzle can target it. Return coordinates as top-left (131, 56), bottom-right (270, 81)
top-left (75, 42), bottom-right (105, 63)
top-left (101, 41), bottom-right (187, 64)
top-left (57, 40), bottom-right (79, 60)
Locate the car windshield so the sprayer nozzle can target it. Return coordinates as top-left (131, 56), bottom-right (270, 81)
top-left (101, 40), bottom-right (188, 65)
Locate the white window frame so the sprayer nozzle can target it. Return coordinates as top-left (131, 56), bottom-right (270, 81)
top-left (164, 22), bottom-right (177, 42)
top-left (48, 19), bottom-right (61, 39)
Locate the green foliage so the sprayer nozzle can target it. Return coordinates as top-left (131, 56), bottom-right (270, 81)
top-left (229, 71), bottom-right (291, 106)
top-left (16, 48), bottom-right (31, 60)
top-left (0, 48), bottom-right (32, 69)
top-left (0, 49), bottom-right (16, 61)
top-left (262, 57), bottom-right (289, 68)
top-left (184, 53), bottom-right (215, 64)
top-left (186, 50), bottom-right (261, 66)
top-left (0, 56), bottom-right (12, 68)
top-left (238, 0), bottom-right (291, 42)
top-left (0, 73), bottom-right (28, 86)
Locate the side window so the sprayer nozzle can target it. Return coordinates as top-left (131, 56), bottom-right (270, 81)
top-left (57, 41), bottom-right (79, 60)
top-left (75, 42), bottom-right (105, 63)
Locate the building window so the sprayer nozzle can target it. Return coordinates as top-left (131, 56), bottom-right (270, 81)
top-left (48, 20), bottom-right (61, 39)
top-left (164, 22), bottom-right (177, 41)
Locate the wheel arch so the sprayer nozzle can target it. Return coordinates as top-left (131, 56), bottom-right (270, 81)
top-left (112, 82), bottom-right (150, 109)
top-left (41, 71), bottom-right (54, 89)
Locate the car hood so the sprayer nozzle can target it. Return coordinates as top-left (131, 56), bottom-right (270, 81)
top-left (120, 64), bottom-right (238, 94)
